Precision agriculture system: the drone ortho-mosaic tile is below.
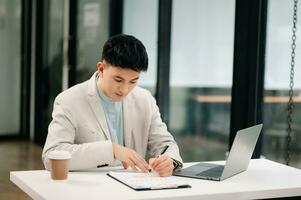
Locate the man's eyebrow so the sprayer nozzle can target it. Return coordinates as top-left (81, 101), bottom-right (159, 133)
top-left (114, 75), bottom-right (124, 80)
top-left (130, 77), bottom-right (139, 81)
top-left (114, 75), bottom-right (139, 81)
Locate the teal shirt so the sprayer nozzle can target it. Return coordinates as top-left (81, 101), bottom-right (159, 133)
top-left (96, 76), bottom-right (124, 145)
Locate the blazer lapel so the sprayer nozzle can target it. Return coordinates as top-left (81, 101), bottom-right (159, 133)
top-left (123, 96), bottom-right (133, 147)
top-left (87, 72), bottom-right (111, 140)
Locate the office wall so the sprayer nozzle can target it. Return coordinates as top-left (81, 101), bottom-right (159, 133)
top-left (0, 0), bottom-right (21, 135)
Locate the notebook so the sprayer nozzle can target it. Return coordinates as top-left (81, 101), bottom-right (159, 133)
top-left (107, 171), bottom-right (191, 191)
top-left (173, 124), bottom-right (263, 181)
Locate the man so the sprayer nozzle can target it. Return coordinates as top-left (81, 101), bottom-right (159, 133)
top-left (42, 34), bottom-right (183, 177)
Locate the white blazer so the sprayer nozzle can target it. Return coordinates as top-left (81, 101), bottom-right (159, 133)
top-left (42, 72), bottom-right (183, 170)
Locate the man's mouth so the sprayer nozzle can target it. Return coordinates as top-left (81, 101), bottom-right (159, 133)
top-left (115, 93), bottom-right (123, 97)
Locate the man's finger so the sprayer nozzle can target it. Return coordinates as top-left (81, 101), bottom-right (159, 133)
top-left (149, 158), bottom-right (154, 166)
top-left (133, 153), bottom-right (149, 172)
top-left (151, 155), bottom-right (166, 169)
top-left (158, 170), bottom-right (173, 177)
top-left (122, 161), bottom-right (128, 169)
top-left (156, 164), bottom-right (173, 176)
top-left (148, 158), bottom-right (156, 171)
top-left (149, 158), bottom-right (156, 168)
top-left (155, 163), bottom-right (173, 175)
top-left (126, 159), bottom-right (138, 171)
top-left (154, 159), bottom-right (171, 171)
top-left (130, 155), bottom-right (149, 172)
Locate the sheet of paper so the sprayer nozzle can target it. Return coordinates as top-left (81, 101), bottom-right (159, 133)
top-left (108, 171), bottom-right (190, 190)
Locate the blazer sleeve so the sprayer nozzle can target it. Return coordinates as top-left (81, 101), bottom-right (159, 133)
top-left (146, 93), bottom-right (183, 169)
top-left (42, 97), bottom-right (115, 170)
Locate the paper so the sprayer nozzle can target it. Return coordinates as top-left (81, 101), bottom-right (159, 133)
top-left (108, 171), bottom-right (191, 190)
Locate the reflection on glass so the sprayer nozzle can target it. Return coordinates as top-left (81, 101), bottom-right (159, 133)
top-left (39, 0), bottom-right (64, 142)
top-left (123, 0), bottom-right (158, 94)
top-left (47, 0), bottom-right (64, 106)
top-left (76, 0), bottom-right (109, 84)
top-left (263, 0), bottom-right (301, 168)
top-left (0, 0), bottom-right (21, 135)
top-left (170, 0), bottom-right (235, 162)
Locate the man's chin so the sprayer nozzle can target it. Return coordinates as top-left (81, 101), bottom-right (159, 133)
top-left (111, 96), bottom-right (124, 102)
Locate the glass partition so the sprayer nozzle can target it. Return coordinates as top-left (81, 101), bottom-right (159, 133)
top-left (76, 0), bottom-right (110, 84)
top-left (170, 0), bottom-right (235, 162)
top-left (263, 0), bottom-right (301, 168)
top-left (123, 0), bottom-right (158, 94)
top-left (0, 0), bottom-right (21, 135)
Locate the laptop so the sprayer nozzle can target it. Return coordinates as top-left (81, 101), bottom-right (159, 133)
top-left (173, 124), bottom-right (263, 181)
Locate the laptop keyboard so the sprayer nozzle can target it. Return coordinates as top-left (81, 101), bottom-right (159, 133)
top-left (196, 165), bottom-right (224, 177)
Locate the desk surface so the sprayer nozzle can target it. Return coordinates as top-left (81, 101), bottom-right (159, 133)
top-left (10, 159), bottom-right (301, 200)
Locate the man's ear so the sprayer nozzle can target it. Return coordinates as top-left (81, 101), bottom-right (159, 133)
top-left (97, 62), bottom-right (104, 75)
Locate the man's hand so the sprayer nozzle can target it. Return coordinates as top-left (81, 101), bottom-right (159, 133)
top-left (112, 143), bottom-right (150, 172)
top-left (149, 155), bottom-right (174, 177)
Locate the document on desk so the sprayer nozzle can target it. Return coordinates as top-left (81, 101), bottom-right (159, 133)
top-left (107, 171), bottom-right (191, 191)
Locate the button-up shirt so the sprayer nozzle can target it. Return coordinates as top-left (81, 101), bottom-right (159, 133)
top-left (96, 76), bottom-right (124, 145)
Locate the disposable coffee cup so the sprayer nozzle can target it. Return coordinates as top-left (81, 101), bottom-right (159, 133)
top-left (48, 150), bottom-right (71, 180)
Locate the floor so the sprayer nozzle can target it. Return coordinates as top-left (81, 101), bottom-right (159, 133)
top-left (0, 141), bottom-right (44, 200)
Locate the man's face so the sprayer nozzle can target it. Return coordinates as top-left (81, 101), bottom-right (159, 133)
top-left (97, 62), bottom-right (140, 101)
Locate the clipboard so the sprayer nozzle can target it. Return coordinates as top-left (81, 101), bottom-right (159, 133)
top-left (107, 171), bottom-right (191, 191)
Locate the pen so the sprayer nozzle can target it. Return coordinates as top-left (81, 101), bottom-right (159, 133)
top-left (159, 145), bottom-right (169, 155)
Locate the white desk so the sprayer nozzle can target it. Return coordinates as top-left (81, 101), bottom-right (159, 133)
top-left (10, 159), bottom-right (301, 200)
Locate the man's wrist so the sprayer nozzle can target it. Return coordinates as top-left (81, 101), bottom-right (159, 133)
top-left (112, 143), bottom-right (117, 159)
top-left (171, 158), bottom-right (183, 171)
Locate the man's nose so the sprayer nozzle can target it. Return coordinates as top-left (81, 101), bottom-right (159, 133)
top-left (120, 84), bottom-right (129, 94)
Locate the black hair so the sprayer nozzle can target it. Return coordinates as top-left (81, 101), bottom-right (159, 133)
top-left (101, 34), bottom-right (148, 72)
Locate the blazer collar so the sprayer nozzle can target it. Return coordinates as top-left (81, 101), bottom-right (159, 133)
top-left (123, 95), bottom-right (133, 147)
top-left (87, 72), bottom-right (111, 140)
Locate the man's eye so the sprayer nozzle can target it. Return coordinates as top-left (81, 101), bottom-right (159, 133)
top-left (115, 79), bottom-right (122, 82)
top-left (130, 81), bottom-right (137, 84)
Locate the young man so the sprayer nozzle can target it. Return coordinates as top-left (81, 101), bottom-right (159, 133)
top-left (42, 34), bottom-right (182, 177)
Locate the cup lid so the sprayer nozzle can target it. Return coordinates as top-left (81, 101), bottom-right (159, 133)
top-left (48, 150), bottom-right (71, 160)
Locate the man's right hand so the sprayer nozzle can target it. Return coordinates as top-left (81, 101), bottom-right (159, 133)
top-left (112, 143), bottom-right (150, 172)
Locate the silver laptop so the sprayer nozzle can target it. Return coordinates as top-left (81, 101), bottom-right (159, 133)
top-left (173, 124), bottom-right (263, 181)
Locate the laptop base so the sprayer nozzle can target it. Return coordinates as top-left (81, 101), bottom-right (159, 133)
top-left (173, 162), bottom-right (224, 181)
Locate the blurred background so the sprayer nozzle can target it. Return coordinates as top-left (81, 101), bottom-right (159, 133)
top-left (0, 0), bottom-right (300, 199)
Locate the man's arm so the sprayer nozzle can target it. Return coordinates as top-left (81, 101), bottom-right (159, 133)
top-left (43, 98), bottom-right (150, 171)
top-left (146, 93), bottom-right (183, 175)
top-left (42, 99), bottom-right (115, 170)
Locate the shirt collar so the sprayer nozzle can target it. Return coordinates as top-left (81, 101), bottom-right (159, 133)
top-left (95, 73), bottom-right (116, 104)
